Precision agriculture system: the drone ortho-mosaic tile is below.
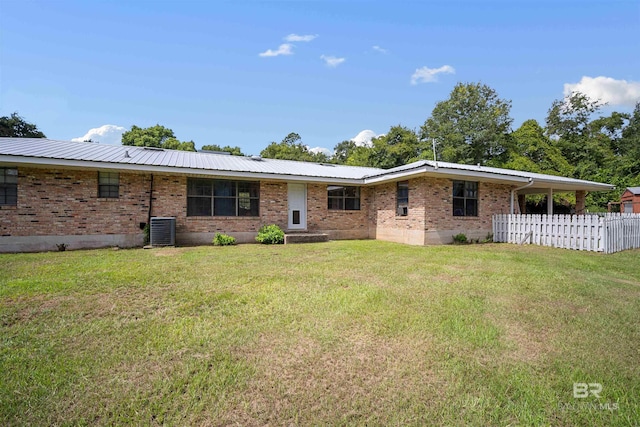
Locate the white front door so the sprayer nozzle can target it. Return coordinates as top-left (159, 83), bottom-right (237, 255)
top-left (288, 183), bottom-right (307, 230)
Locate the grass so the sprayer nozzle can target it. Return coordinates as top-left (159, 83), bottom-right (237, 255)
top-left (1, 241), bottom-right (639, 426)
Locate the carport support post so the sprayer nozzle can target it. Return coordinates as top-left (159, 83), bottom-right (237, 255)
top-left (575, 190), bottom-right (586, 215)
top-left (547, 188), bottom-right (553, 215)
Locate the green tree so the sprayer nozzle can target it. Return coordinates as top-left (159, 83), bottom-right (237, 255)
top-left (0, 112), bottom-right (46, 138)
top-left (369, 125), bottom-right (423, 169)
top-left (420, 82), bottom-right (513, 165)
top-left (201, 144), bottom-right (245, 156)
top-left (617, 102), bottom-right (640, 176)
top-left (121, 125), bottom-right (196, 151)
top-left (332, 140), bottom-right (359, 164)
top-left (260, 132), bottom-right (329, 162)
top-left (503, 119), bottom-right (573, 176)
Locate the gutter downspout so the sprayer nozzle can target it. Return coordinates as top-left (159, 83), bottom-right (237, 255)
top-left (147, 174), bottom-right (154, 226)
top-left (511, 178), bottom-right (534, 214)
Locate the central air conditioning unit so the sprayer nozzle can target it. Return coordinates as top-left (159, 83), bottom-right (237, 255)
top-left (150, 217), bottom-right (176, 247)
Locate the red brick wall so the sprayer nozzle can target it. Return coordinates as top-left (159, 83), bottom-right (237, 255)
top-left (371, 177), bottom-right (513, 244)
top-left (307, 184), bottom-right (370, 235)
top-left (1, 167), bottom-right (150, 237)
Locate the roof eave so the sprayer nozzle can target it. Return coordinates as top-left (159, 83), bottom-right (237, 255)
top-left (364, 164), bottom-right (529, 185)
top-left (0, 155), bottom-right (364, 185)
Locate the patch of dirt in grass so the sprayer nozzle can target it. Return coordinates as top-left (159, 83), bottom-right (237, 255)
top-left (487, 296), bottom-right (557, 364)
top-left (496, 319), bottom-right (554, 363)
top-left (1, 294), bottom-right (75, 326)
top-left (152, 248), bottom-right (189, 257)
top-left (222, 331), bottom-right (444, 425)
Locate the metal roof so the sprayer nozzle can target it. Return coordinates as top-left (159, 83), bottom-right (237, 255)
top-left (0, 137), bottom-right (615, 192)
top-left (0, 138), bottom-right (382, 183)
top-left (625, 187), bottom-right (640, 195)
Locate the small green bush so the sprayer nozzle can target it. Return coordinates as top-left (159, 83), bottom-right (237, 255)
top-left (213, 233), bottom-right (236, 246)
top-left (452, 233), bottom-right (468, 244)
top-left (143, 223), bottom-right (150, 245)
top-left (256, 224), bottom-right (285, 244)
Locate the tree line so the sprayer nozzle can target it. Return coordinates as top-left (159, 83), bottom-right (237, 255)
top-left (2, 82), bottom-right (639, 210)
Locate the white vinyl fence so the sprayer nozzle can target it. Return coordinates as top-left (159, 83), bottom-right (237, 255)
top-left (492, 213), bottom-right (640, 254)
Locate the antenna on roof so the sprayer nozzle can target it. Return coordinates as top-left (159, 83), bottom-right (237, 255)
top-left (432, 139), bottom-right (438, 169)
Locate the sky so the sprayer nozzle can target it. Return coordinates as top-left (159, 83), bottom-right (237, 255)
top-left (1, 0), bottom-right (639, 156)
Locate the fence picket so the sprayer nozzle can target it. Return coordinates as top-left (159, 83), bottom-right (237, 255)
top-left (492, 213), bottom-right (640, 254)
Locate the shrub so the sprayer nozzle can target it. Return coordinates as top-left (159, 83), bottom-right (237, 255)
top-left (143, 223), bottom-right (150, 245)
top-left (256, 224), bottom-right (285, 244)
top-left (213, 233), bottom-right (236, 246)
top-left (452, 233), bottom-right (468, 244)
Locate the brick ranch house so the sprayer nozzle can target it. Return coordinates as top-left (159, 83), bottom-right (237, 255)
top-left (0, 138), bottom-right (614, 252)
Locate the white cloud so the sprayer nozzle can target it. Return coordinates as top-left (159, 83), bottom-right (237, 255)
top-left (372, 45), bottom-right (388, 54)
top-left (321, 55), bottom-right (346, 68)
top-left (284, 34), bottom-right (318, 42)
top-left (259, 43), bottom-right (294, 57)
top-left (410, 65), bottom-right (455, 85)
top-left (351, 129), bottom-right (381, 147)
top-left (563, 76), bottom-right (640, 107)
top-left (71, 124), bottom-right (126, 145)
top-left (308, 146), bottom-right (332, 156)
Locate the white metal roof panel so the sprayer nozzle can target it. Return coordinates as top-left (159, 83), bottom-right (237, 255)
top-left (0, 138), bottom-right (382, 180)
top-left (0, 137), bottom-right (615, 192)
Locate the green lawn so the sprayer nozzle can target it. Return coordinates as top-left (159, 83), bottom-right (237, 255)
top-left (1, 241), bottom-right (639, 426)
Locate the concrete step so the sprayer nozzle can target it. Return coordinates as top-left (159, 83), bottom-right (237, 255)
top-left (284, 233), bottom-right (329, 244)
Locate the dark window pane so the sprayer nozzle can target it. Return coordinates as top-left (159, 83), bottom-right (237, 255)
top-left (1, 186), bottom-right (16, 205)
top-left (345, 198), bottom-right (360, 210)
top-left (188, 179), bottom-right (212, 196)
top-left (99, 184), bottom-right (119, 198)
top-left (344, 186), bottom-right (359, 198)
top-left (328, 186), bottom-right (345, 198)
top-left (1, 168), bottom-right (18, 184)
top-left (453, 198), bottom-right (465, 216)
top-left (328, 197), bottom-right (343, 210)
top-left (466, 199), bottom-right (478, 216)
top-left (214, 198), bottom-right (236, 216)
top-left (465, 181), bottom-right (478, 198)
top-left (214, 181), bottom-right (236, 197)
top-left (238, 182), bottom-right (259, 198)
top-left (237, 198), bottom-right (259, 216)
top-left (453, 181), bottom-right (465, 197)
top-left (237, 195), bottom-right (259, 216)
top-left (99, 172), bottom-right (119, 185)
top-left (187, 197), bottom-right (212, 216)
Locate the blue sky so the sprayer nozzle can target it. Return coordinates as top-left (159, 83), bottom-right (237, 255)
top-left (1, 0), bottom-right (639, 155)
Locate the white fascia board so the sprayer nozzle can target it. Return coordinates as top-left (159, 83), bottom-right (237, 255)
top-left (518, 181), bottom-right (615, 194)
top-left (0, 155), bottom-right (363, 185)
top-left (364, 165), bottom-right (529, 185)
